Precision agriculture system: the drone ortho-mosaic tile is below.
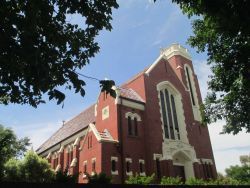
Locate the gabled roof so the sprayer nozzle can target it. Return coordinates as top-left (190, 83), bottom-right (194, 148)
top-left (119, 87), bottom-right (145, 103)
top-left (36, 104), bottom-right (96, 154)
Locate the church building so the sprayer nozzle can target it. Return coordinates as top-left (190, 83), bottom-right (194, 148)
top-left (37, 44), bottom-right (217, 183)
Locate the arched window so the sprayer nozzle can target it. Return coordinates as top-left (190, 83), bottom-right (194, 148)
top-left (134, 117), bottom-right (138, 136)
top-left (128, 116), bottom-right (132, 135)
top-left (159, 88), bottom-right (180, 140)
top-left (184, 64), bottom-right (201, 121)
top-left (126, 113), bottom-right (140, 136)
top-left (185, 66), bottom-right (195, 106)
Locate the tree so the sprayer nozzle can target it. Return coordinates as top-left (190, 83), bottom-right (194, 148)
top-left (0, 0), bottom-right (118, 107)
top-left (0, 124), bottom-right (30, 180)
top-left (170, 0), bottom-right (250, 134)
top-left (3, 151), bottom-right (54, 182)
top-left (225, 155), bottom-right (250, 184)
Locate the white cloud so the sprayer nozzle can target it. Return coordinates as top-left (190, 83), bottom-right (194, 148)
top-left (12, 121), bottom-right (61, 150)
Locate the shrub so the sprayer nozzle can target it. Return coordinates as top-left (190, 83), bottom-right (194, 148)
top-left (125, 173), bottom-right (155, 185)
top-left (87, 172), bottom-right (111, 184)
top-left (160, 176), bottom-right (183, 185)
top-left (53, 169), bottom-right (79, 183)
top-left (185, 177), bottom-right (206, 185)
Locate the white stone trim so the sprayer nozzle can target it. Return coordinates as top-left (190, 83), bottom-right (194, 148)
top-left (102, 106), bottom-right (109, 120)
top-left (125, 158), bottom-right (133, 176)
top-left (55, 164), bottom-right (61, 172)
top-left (201, 158), bottom-right (213, 165)
top-left (89, 123), bottom-right (118, 143)
top-left (111, 156), bottom-right (118, 175)
top-left (94, 104), bottom-right (97, 117)
top-left (145, 54), bottom-right (164, 75)
top-left (117, 98), bottom-right (145, 110)
top-left (58, 145), bottom-right (64, 153)
top-left (70, 158), bottom-right (77, 167)
top-left (145, 44), bottom-right (191, 76)
top-left (139, 159), bottom-right (145, 176)
top-left (46, 152), bottom-right (51, 159)
top-left (111, 170), bottom-right (118, 175)
top-left (111, 156), bottom-right (118, 162)
top-left (126, 171), bottom-right (133, 176)
top-left (184, 64), bottom-right (201, 122)
top-left (125, 158), bottom-right (132, 163)
top-left (73, 137), bottom-right (80, 146)
top-left (153, 154), bottom-right (162, 160)
top-left (139, 159), bottom-right (145, 164)
top-left (161, 44), bottom-right (191, 61)
top-left (140, 172), bottom-right (146, 176)
top-left (125, 112), bottom-right (142, 121)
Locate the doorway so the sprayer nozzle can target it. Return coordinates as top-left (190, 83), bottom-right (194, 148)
top-left (173, 165), bottom-right (185, 182)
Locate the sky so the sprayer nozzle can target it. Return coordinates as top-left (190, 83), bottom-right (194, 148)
top-left (0, 0), bottom-right (249, 174)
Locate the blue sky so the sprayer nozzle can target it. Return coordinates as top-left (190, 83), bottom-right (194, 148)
top-left (0, 0), bottom-right (249, 174)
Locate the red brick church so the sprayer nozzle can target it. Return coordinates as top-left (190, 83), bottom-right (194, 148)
top-left (37, 44), bottom-right (217, 183)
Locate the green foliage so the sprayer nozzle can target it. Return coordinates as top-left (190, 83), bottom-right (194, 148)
top-left (171, 0), bottom-right (250, 134)
top-left (87, 172), bottom-right (111, 184)
top-left (0, 0), bottom-right (119, 107)
top-left (125, 173), bottom-right (155, 185)
top-left (208, 177), bottom-right (242, 185)
top-left (225, 164), bottom-right (250, 184)
top-left (3, 151), bottom-right (54, 183)
top-left (53, 169), bottom-right (79, 183)
top-left (185, 177), bottom-right (206, 185)
top-left (3, 158), bottom-right (23, 182)
top-left (160, 176), bottom-right (183, 185)
top-left (0, 124), bottom-right (30, 180)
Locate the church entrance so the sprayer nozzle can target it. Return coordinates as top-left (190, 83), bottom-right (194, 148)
top-left (173, 165), bottom-right (185, 182)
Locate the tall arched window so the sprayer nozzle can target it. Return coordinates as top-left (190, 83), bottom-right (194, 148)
top-left (128, 116), bottom-right (132, 135)
top-left (185, 66), bottom-right (195, 106)
top-left (159, 88), bottom-right (180, 140)
top-left (184, 64), bottom-right (201, 121)
top-left (126, 112), bottom-right (141, 136)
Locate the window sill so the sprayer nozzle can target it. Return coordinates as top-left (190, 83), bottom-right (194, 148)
top-left (111, 170), bottom-right (118, 175)
top-left (126, 171), bottom-right (133, 176)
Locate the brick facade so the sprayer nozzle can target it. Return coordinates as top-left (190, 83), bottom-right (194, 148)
top-left (37, 44), bottom-right (217, 183)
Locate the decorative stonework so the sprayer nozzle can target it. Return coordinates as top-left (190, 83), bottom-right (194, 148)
top-left (102, 106), bottom-right (109, 120)
top-left (160, 43), bottom-right (191, 61)
top-left (125, 112), bottom-right (142, 121)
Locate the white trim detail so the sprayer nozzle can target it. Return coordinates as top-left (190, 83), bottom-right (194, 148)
top-left (111, 156), bottom-right (118, 175)
top-left (94, 104), bottom-right (97, 117)
top-left (73, 137), bottom-right (80, 147)
top-left (201, 158), bottom-right (213, 165)
top-left (58, 145), bottom-right (64, 153)
top-left (184, 64), bottom-right (201, 122)
top-left (160, 44), bottom-right (191, 61)
top-left (125, 158), bottom-right (133, 176)
top-left (125, 158), bottom-right (132, 163)
top-left (111, 156), bottom-right (118, 162)
top-left (46, 152), bottom-right (51, 159)
top-left (89, 123), bottom-right (118, 143)
top-left (153, 154), bottom-right (163, 160)
top-left (116, 98), bottom-right (145, 110)
top-left (139, 159), bottom-right (145, 164)
top-left (55, 164), bottom-right (61, 172)
top-left (102, 106), bottom-right (109, 120)
top-left (70, 158), bottom-right (77, 167)
top-left (125, 112), bottom-right (142, 121)
top-left (145, 44), bottom-right (191, 76)
top-left (139, 159), bottom-right (145, 176)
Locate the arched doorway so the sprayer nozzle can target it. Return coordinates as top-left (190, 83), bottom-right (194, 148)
top-left (172, 150), bottom-right (194, 181)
